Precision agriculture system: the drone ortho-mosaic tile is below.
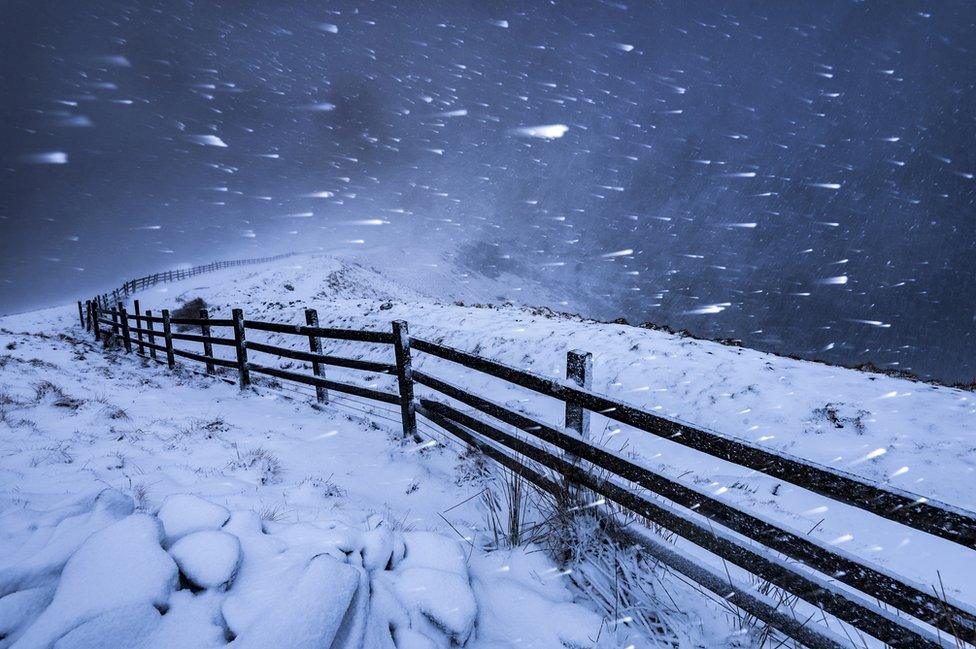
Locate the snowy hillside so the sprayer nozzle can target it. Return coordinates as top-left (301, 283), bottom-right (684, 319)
top-left (1, 252), bottom-right (974, 648)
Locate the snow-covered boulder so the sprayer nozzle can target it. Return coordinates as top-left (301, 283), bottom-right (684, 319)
top-left (392, 568), bottom-right (477, 645)
top-left (0, 492), bottom-right (605, 649)
top-left (0, 585), bottom-right (56, 643)
top-left (389, 532), bottom-right (478, 645)
top-left (169, 530), bottom-right (241, 590)
top-left (228, 554), bottom-right (361, 649)
top-left (51, 603), bottom-right (161, 649)
top-left (359, 526), bottom-right (395, 572)
top-left (397, 531), bottom-right (468, 576)
top-left (11, 514), bottom-right (177, 649)
top-left (221, 544), bottom-right (347, 636)
top-left (0, 489), bottom-right (133, 598)
top-left (156, 494), bottom-right (230, 546)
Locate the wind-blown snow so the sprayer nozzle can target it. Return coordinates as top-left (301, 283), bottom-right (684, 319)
top-left (1, 251), bottom-right (973, 647)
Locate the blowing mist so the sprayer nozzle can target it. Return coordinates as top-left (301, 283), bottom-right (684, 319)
top-left (1, 0), bottom-right (974, 384)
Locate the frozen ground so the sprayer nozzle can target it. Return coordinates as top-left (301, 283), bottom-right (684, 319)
top-left (1, 251), bottom-right (974, 648)
top-left (0, 320), bottom-right (648, 649)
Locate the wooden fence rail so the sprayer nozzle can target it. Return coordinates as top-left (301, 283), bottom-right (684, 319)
top-left (76, 294), bottom-right (976, 649)
top-left (83, 252), bottom-right (296, 316)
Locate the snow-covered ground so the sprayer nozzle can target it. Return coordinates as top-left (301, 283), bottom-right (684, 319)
top-left (0, 321), bottom-right (623, 649)
top-left (1, 250), bottom-right (974, 648)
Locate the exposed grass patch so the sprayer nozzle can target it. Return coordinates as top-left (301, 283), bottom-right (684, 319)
top-left (33, 381), bottom-right (85, 410)
top-left (227, 446), bottom-right (282, 485)
top-left (30, 441), bottom-right (74, 467)
top-left (172, 297), bottom-right (208, 332)
top-left (257, 502), bottom-right (288, 523)
top-left (299, 473), bottom-right (347, 498)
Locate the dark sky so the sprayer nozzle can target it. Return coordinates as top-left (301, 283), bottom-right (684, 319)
top-left (1, 0), bottom-right (974, 383)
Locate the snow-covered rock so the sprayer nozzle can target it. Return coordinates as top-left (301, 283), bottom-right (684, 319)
top-left (156, 494), bottom-right (230, 546)
top-left (398, 531), bottom-right (468, 576)
top-left (392, 568), bottom-right (477, 645)
top-left (0, 493), bottom-right (495, 649)
top-left (221, 543), bottom-right (347, 637)
top-left (11, 514), bottom-right (177, 649)
top-left (359, 526), bottom-right (395, 571)
top-left (0, 490), bottom-right (133, 598)
top-left (228, 554), bottom-right (361, 649)
top-left (0, 585), bottom-right (56, 643)
top-left (389, 532), bottom-right (478, 645)
top-left (169, 530), bottom-right (241, 590)
top-left (51, 603), bottom-right (161, 649)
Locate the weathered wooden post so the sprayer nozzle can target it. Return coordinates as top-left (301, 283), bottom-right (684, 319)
top-left (91, 300), bottom-right (97, 332)
top-left (161, 309), bottom-right (175, 369)
top-left (145, 309), bottom-right (157, 360)
top-left (392, 320), bottom-right (418, 441)
top-left (91, 300), bottom-right (100, 341)
top-left (110, 305), bottom-right (120, 339)
top-left (565, 350), bottom-right (592, 437)
top-left (232, 308), bottom-right (250, 389)
top-left (305, 308), bottom-right (328, 404)
top-left (118, 304), bottom-right (133, 354)
top-left (200, 309), bottom-right (215, 375)
top-left (133, 300), bottom-right (145, 355)
top-left (77, 301), bottom-right (85, 328)
top-left (564, 349), bottom-right (593, 501)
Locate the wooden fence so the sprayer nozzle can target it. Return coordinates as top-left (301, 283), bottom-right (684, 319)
top-left (84, 253), bottom-right (296, 315)
top-left (75, 287), bottom-right (976, 648)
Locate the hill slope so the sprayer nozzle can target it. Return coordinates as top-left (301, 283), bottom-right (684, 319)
top-left (2, 251), bottom-right (974, 647)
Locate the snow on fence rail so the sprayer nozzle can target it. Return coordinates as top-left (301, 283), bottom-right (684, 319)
top-left (75, 295), bottom-right (976, 649)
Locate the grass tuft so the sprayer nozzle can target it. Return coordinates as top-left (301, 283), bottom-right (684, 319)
top-left (227, 446), bottom-right (282, 485)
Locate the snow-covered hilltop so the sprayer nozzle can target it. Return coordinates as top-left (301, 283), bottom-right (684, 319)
top-left (1, 251), bottom-right (974, 648)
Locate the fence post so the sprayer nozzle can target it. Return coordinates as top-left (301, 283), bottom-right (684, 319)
top-left (145, 310), bottom-right (157, 360)
top-left (200, 309), bottom-right (215, 375)
top-left (133, 300), bottom-right (145, 355)
top-left (77, 301), bottom-right (84, 328)
top-left (161, 309), bottom-right (175, 369)
top-left (305, 308), bottom-right (328, 404)
top-left (111, 305), bottom-right (120, 339)
top-left (305, 309), bottom-right (329, 403)
top-left (392, 320), bottom-right (419, 441)
top-left (232, 308), bottom-right (250, 389)
top-left (118, 304), bottom-right (133, 354)
top-left (91, 300), bottom-right (100, 341)
top-left (564, 349), bottom-right (593, 501)
top-left (565, 350), bottom-right (592, 438)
